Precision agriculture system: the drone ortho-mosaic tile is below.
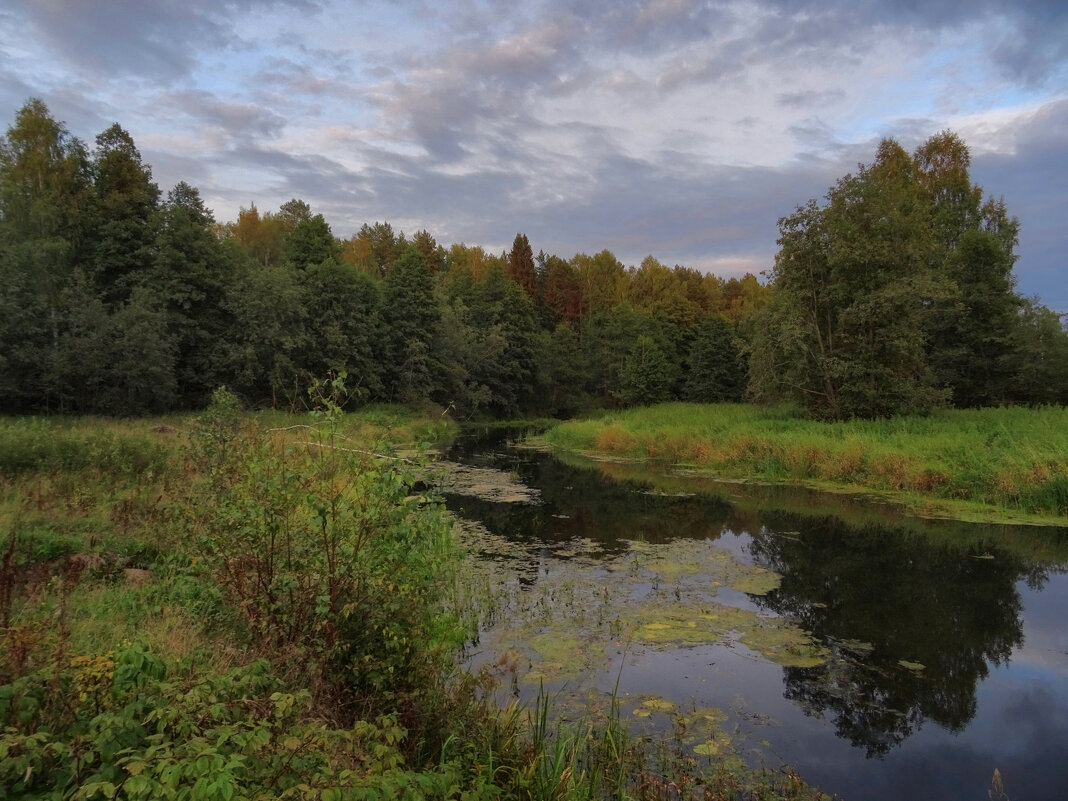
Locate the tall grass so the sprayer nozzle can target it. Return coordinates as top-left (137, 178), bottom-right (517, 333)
top-left (0, 416), bottom-right (174, 478)
top-left (546, 403), bottom-right (1068, 520)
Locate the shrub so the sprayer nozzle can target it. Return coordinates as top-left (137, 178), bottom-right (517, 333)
top-left (188, 383), bottom-right (464, 722)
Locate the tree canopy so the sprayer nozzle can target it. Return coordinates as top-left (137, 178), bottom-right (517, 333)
top-left (749, 132), bottom-right (1059, 420)
top-left (1, 99), bottom-right (1063, 419)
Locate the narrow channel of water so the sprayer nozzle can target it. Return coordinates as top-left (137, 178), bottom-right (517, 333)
top-left (439, 427), bottom-right (1068, 801)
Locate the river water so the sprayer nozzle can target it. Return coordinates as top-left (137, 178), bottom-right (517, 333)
top-left (439, 427), bottom-right (1068, 801)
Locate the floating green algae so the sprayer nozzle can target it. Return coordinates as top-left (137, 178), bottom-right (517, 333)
top-left (625, 602), bottom-right (827, 667)
top-left (433, 461), bottom-right (542, 504)
top-left (525, 631), bottom-right (603, 682)
top-left (739, 620), bottom-right (827, 668)
top-left (624, 538), bottom-right (783, 595)
top-left (633, 697), bottom-right (677, 717)
top-left (630, 604), bottom-right (750, 646)
top-left (728, 566), bottom-right (782, 596)
top-left (455, 518), bottom-right (827, 687)
top-left (680, 707), bottom-right (729, 727)
top-left (694, 734), bottom-right (731, 756)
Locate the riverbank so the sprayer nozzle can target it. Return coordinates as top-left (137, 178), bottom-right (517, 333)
top-left (0, 406), bottom-right (829, 801)
top-left (544, 403), bottom-right (1068, 525)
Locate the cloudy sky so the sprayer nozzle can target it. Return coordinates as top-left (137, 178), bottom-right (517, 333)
top-left (2, 0), bottom-right (1065, 308)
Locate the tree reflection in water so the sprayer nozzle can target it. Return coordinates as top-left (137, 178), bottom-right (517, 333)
top-left (749, 512), bottom-right (1027, 756)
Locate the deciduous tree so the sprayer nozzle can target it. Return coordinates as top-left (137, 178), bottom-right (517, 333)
top-left (750, 140), bottom-right (948, 419)
top-left (915, 132), bottom-right (1022, 406)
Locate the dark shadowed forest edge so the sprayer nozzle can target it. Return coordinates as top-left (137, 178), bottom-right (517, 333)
top-left (2, 99), bottom-right (1067, 422)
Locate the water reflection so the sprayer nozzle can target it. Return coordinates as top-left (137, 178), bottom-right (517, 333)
top-left (748, 513), bottom-right (1026, 755)
top-left (441, 427), bottom-right (1068, 797)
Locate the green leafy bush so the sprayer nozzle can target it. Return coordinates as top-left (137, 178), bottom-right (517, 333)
top-left (188, 384), bottom-right (464, 719)
top-left (0, 642), bottom-right (455, 800)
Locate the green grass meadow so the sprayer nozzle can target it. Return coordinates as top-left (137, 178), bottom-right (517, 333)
top-left (546, 403), bottom-right (1068, 522)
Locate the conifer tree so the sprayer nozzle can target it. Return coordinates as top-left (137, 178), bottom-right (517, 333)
top-left (381, 246), bottom-right (439, 402)
top-left (683, 315), bottom-right (745, 403)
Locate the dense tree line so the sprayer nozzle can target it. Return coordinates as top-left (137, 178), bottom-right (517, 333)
top-left (0, 100), bottom-right (762, 417)
top-left (750, 134), bottom-right (1068, 418)
top-left (1, 99), bottom-right (1065, 419)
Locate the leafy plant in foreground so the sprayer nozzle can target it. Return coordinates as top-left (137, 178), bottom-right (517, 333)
top-left (188, 383), bottom-right (464, 722)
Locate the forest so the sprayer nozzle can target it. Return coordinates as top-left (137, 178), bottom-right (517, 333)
top-left (4, 98), bottom-right (1065, 422)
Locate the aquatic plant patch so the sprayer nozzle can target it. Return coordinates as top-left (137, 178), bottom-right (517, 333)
top-left (453, 521), bottom-right (826, 692)
top-left (431, 460), bottom-right (543, 504)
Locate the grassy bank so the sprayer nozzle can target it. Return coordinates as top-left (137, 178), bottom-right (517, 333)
top-left (545, 403), bottom-right (1068, 524)
top-left (1, 404), bottom-right (826, 801)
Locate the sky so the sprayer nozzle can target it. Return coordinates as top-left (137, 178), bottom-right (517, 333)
top-left (1, 0), bottom-right (1065, 309)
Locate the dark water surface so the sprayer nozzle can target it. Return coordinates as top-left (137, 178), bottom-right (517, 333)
top-left (441, 427), bottom-right (1068, 801)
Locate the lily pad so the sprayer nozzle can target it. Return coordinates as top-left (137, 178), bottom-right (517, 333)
top-left (898, 659), bottom-right (926, 671)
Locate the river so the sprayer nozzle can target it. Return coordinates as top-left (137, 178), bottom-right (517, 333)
top-left (437, 426), bottom-right (1068, 801)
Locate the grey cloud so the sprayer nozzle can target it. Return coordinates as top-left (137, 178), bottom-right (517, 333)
top-left (971, 98), bottom-right (1068, 311)
top-left (257, 58), bottom-right (342, 97)
top-left (0, 70), bottom-right (40, 127)
top-left (15, 0), bottom-right (321, 82)
top-left (4, 0), bottom-right (1064, 310)
top-left (777, 89), bottom-right (846, 108)
top-left (375, 78), bottom-right (480, 161)
top-left (788, 117), bottom-right (837, 153)
top-left (477, 16), bottom-right (586, 84)
top-left (610, 0), bottom-right (733, 53)
top-left (365, 15), bottom-right (587, 162)
top-left (656, 54), bottom-right (746, 91)
top-left (423, 15), bottom-right (590, 97)
top-left (330, 121), bottom-right (834, 274)
top-left (990, 14), bottom-right (1068, 87)
top-left (155, 146), bottom-right (211, 177)
top-left (881, 117), bottom-right (945, 146)
top-left (166, 91), bottom-right (287, 139)
top-left (17, 1), bottom-right (215, 81)
top-left (191, 143), bottom-right (374, 230)
top-left (756, 0), bottom-right (1068, 86)
top-left (540, 69), bottom-right (602, 98)
top-left (315, 102), bottom-right (1063, 309)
